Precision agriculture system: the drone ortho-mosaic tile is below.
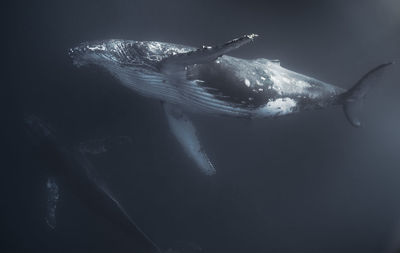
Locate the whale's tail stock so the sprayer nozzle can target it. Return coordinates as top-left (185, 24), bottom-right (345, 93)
top-left (341, 62), bottom-right (394, 127)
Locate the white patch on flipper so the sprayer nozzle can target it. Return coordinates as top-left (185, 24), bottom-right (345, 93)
top-left (255, 97), bottom-right (297, 117)
top-left (164, 104), bottom-right (216, 175)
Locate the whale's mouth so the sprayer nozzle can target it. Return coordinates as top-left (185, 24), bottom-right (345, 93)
top-left (68, 41), bottom-right (108, 67)
top-left (68, 47), bottom-right (86, 67)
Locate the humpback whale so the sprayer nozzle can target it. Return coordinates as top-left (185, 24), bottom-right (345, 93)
top-left (69, 34), bottom-right (393, 175)
top-left (24, 115), bottom-right (162, 253)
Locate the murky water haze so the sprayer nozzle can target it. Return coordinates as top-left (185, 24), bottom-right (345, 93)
top-left (3, 0), bottom-right (400, 252)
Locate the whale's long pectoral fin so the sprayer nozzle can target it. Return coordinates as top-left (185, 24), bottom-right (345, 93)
top-left (164, 103), bottom-right (216, 175)
top-left (45, 177), bottom-right (59, 230)
top-left (161, 34), bottom-right (258, 67)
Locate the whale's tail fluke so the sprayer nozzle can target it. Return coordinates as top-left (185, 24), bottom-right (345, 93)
top-left (342, 62), bottom-right (394, 127)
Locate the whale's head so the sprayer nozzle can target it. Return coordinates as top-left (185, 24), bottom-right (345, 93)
top-left (69, 40), bottom-right (192, 71)
top-left (69, 40), bottom-right (133, 68)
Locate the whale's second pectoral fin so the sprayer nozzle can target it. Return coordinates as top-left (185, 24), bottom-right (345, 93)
top-left (161, 34), bottom-right (258, 67)
top-left (164, 103), bottom-right (216, 175)
top-left (45, 177), bottom-right (59, 230)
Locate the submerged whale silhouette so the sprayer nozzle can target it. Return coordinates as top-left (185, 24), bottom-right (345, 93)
top-left (24, 115), bottom-right (163, 252)
top-left (69, 34), bottom-right (393, 175)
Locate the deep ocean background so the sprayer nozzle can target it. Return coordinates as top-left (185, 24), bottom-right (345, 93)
top-left (2, 0), bottom-right (400, 252)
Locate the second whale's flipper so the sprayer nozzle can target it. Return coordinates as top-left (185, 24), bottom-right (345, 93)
top-left (45, 177), bottom-right (59, 230)
top-left (342, 62), bottom-right (394, 127)
top-left (164, 104), bottom-right (216, 175)
top-left (161, 34), bottom-right (258, 68)
top-left (25, 115), bottom-right (162, 253)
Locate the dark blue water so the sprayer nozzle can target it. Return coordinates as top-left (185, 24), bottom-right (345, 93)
top-left (3, 0), bottom-right (400, 252)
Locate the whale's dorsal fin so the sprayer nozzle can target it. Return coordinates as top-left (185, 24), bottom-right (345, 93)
top-left (164, 103), bottom-right (216, 175)
top-left (161, 34), bottom-right (258, 67)
top-left (270, 59), bottom-right (280, 65)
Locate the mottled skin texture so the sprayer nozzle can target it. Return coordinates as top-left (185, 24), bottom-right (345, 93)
top-left (186, 56), bottom-right (344, 114)
top-left (69, 36), bottom-right (345, 118)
